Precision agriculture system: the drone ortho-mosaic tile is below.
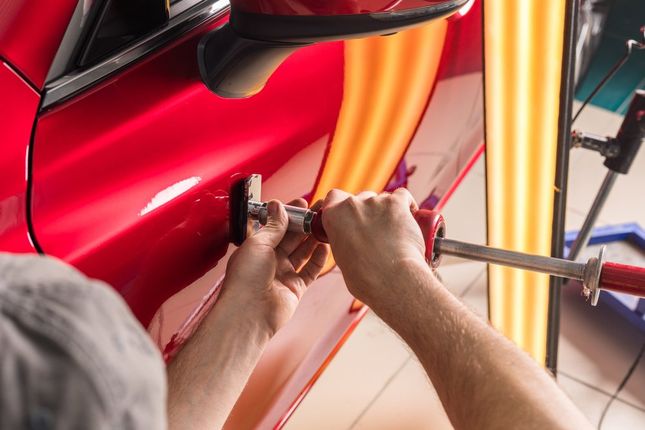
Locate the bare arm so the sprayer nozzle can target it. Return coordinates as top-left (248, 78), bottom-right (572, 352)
top-left (321, 189), bottom-right (592, 430)
top-left (377, 259), bottom-right (590, 430)
top-left (166, 286), bottom-right (272, 430)
top-left (167, 199), bottom-right (329, 430)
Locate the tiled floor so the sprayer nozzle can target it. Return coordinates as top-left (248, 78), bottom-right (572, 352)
top-left (284, 103), bottom-right (645, 429)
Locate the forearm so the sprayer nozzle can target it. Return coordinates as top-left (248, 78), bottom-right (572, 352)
top-left (167, 287), bottom-right (272, 430)
top-left (165, 198), bottom-right (326, 429)
top-left (372, 259), bottom-right (591, 430)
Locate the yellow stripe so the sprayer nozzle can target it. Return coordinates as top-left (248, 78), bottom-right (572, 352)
top-left (485, 0), bottom-right (566, 362)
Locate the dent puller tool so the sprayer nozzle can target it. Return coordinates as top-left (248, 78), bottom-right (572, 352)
top-left (230, 175), bottom-right (645, 305)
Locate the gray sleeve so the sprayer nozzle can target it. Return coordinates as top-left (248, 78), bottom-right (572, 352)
top-left (0, 254), bottom-right (167, 430)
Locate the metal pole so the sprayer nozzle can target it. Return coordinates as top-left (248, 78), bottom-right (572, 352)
top-left (436, 238), bottom-right (587, 281)
top-left (567, 170), bottom-right (618, 261)
top-left (546, 0), bottom-right (579, 374)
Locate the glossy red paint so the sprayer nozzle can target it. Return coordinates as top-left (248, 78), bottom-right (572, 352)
top-left (0, 0), bottom-right (77, 88)
top-left (0, 61), bottom-right (39, 252)
top-left (234, 0), bottom-right (462, 15)
top-left (32, 17), bottom-right (344, 326)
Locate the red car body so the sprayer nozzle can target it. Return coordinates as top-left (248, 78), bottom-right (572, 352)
top-left (0, 0), bottom-right (483, 428)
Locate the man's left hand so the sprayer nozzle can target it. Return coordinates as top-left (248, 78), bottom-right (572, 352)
top-left (222, 198), bottom-right (330, 334)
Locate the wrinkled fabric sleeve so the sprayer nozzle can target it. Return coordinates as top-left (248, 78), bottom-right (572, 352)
top-left (0, 254), bottom-right (167, 430)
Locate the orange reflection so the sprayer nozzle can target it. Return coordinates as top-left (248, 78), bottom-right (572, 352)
top-left (313, 21), bottom-right (448, 274)
top-left (313, 21), bottom-right (448, 201)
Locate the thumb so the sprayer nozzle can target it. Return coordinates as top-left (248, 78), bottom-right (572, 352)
top-left (249, 200), bottom-right (288, 248)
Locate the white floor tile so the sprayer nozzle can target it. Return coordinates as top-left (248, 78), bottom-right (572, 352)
top-left (559, 372), bottom-right (645, 429)
top-left (436, 261), bottom-right (487, 297)
top-left (599, 398), bottom-right (645, 430)
top-left (460, 267), bottom-right (489, 320)
top-left (284, 311), bottom-right (411, 430)
top-left (596, 146), bottom-right (645, 226)
top-left (351, 357), bottom-right (453, 430)
top-left (619, 351), bottom-right (645, 409)
top-left (471, 154), bottom-right (485, 177)
top-left (558, 288), bottom-right (645, 396)
top-left (567, 149), bottom-right (613, 225)
top-left (558, 373), bottom-right (612, 425)
top-left (439, 167), bottom-right (487, 245)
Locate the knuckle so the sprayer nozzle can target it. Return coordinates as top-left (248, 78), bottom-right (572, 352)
top-left (393, 187), bottom-right (410, 198)
top-left (325, 188), bottom-right (344, 203)
top-left (391, 188), bottom-right (408, 202)
top-left (345, 196), bottom-right (362, 212)
top-left (381, 193), bottom-right (396, 206)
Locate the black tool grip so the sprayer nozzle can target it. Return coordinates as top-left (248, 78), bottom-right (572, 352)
top-left (604, 89), bottom-right (645, 174)
top-left (310, 210), bottom-right (329, 243)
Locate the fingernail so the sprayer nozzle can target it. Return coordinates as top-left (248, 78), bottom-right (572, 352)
top-left (311, 200), bottom-right (323, 211)
top-left (267, 201), bottom-right (279, 218)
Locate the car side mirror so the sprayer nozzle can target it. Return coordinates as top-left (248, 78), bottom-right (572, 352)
top-left (198, 0), bottom-right (469, 98)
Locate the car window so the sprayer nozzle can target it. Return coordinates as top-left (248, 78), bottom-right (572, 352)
top-left (47, 0), bottom-right (210, 81)
top-left (78, 0), bottom-right (170, 66)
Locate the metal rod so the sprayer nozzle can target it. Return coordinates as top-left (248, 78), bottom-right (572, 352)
top-left (435, 238), bottom-right (587, 281)
top-left (547, 0), bottom-right (579, 375)
top-left (567, 170), bottom-right (618, 261)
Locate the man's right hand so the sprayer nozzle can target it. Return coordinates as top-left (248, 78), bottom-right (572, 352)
top-left (321, 189), bottom-right (430, 311)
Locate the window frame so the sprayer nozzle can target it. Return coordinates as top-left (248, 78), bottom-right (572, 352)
top-left (43, 0), bottom-right (229, 109)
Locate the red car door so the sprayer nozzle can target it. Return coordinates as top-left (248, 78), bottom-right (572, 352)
top-left (2, 0), bottom-right (484, 427)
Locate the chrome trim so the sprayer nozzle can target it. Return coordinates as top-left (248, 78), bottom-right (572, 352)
top-left (43, 0), bottom-right (230, 109)
top-left (170, 0), bottom-right (210, 18)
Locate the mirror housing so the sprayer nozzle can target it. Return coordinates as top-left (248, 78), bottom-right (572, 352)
top-left (198, 0), bottom-right (469, 98)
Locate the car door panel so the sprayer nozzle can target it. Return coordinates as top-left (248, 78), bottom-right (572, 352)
top-left (0, 61), bottom-right (40, 252)
top-left (32, 15), bottom-right (344, 325)
top-left (24, 1), bottom-right (484, 428)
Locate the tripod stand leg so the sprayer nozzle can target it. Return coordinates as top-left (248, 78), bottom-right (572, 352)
top-left (567, 170), bottom-right (618, 262)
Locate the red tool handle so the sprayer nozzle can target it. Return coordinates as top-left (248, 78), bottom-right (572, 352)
top-left (600, 262), bottom-right (645, 298)
top-left (413, 209), bottom-right (446, 267)
top-left (310, 209), bottom-right (328, 243)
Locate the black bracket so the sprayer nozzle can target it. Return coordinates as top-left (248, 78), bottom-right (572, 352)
top-left (570, 131), bottom-right (620, 159)
top-left (570, 89), bottom-right (644, 174)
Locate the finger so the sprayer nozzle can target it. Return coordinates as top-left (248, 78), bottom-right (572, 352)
top-left (287, 197), bottom-right (308, 208)
top-left (356, 190), bottom-right (378, 200)
top-left (289, 235), bottom-right (320, 271)
top-left (247, 200), bottom-right (288, 249)
top-left (392, 188), bottom-right (419, 212)
top-left (298, 244), bottom-right (331, 285)
top-left (277, 198), bottom-right (309, 255)
top-left (323, 189), bottom-right (352, 208)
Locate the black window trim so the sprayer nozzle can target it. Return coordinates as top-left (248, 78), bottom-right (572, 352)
top-left (42, 0), bottom-right (229, 110)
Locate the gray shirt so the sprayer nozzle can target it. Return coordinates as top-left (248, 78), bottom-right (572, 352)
top-left (0, 254), bottom-right (167, 429)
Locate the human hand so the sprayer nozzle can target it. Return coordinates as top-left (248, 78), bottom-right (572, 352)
top-left (222, 198), bottom-right (330, 335)
top-left (320, 189), bottom-right (429, 310)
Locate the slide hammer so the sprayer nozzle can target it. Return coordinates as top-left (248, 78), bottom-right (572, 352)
top-left (232, 175), bottom-right (645, 305)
